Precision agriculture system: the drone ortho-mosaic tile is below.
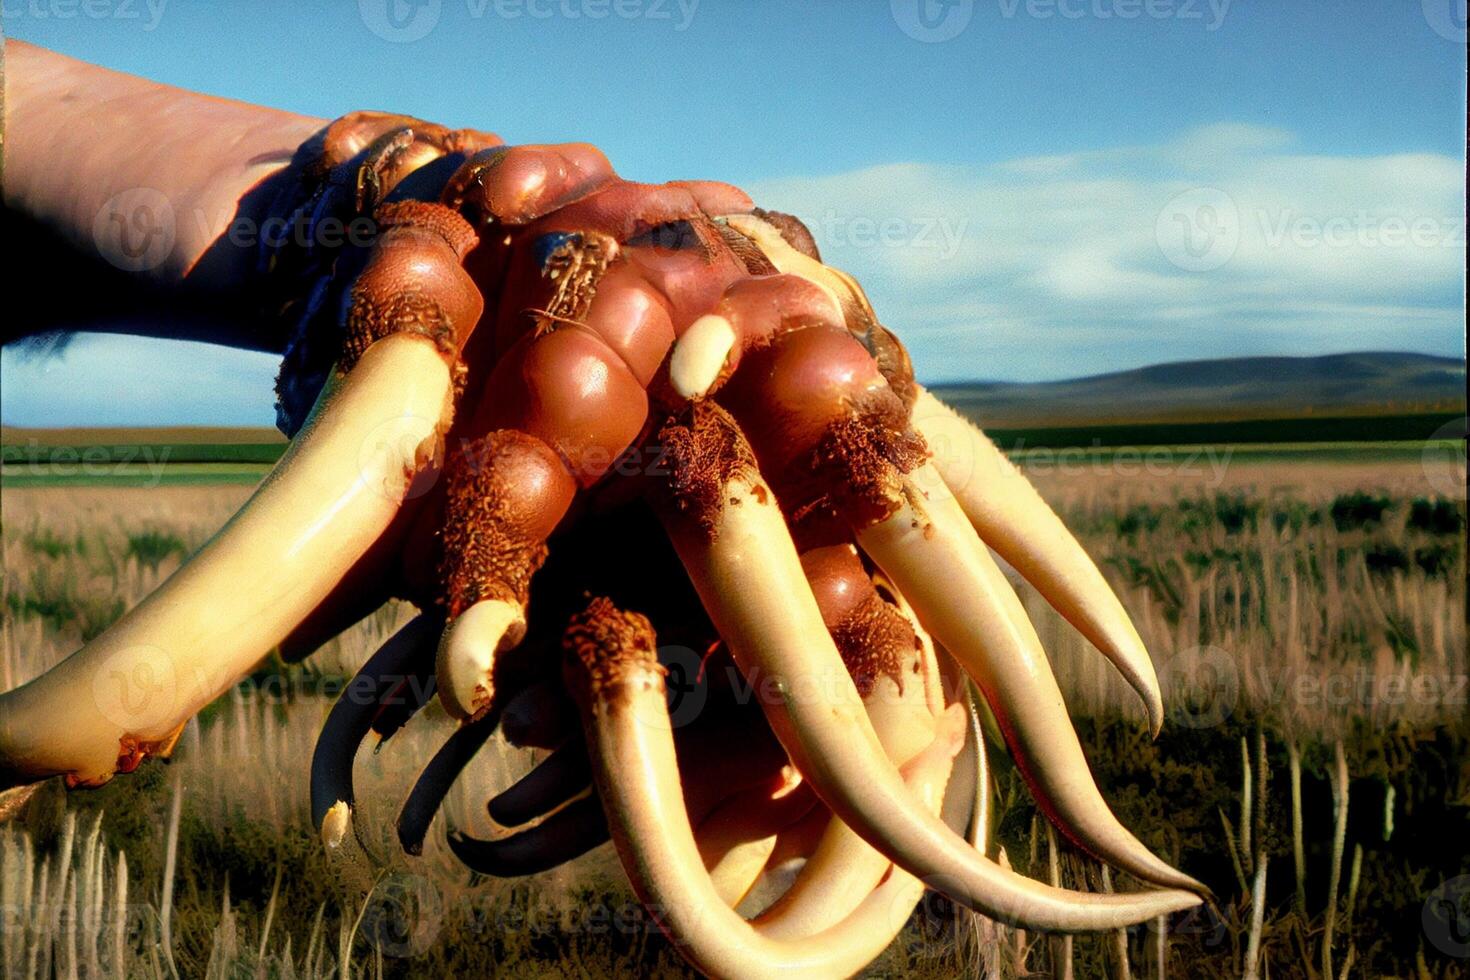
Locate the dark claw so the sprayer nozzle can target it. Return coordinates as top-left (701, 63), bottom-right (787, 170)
top-left (448, 797), bottom-right (609, 877)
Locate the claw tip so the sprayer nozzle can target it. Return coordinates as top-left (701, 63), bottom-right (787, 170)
top-left (321, 800), bottom-right (352, 850)
top-left (670, 314), bottom-right (735, 400)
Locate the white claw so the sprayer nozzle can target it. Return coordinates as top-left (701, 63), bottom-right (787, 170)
top-left (436, 599), bottom-right (526, 720)
top-left (0, 333), bottom-right (453, 787)
top-left (662, 461), bottom-right (1202, 930)
top-left (856, 463), bottom-right (1204, 895)
top-left (910, 388), bottom-right (1165, 736)
top-left (670, 314), bottom-right (736, 399)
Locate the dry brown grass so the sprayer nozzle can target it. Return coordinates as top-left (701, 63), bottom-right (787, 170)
top-left (1021, 456), bottom-right (1467, 739)
top-left (1, 452), bottom-right (1465, 977)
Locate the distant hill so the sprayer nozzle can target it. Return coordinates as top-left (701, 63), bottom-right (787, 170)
top-left (930, 352), bottom-right (1466, 428)
top-left (1, 352), bottom-right (1464, 456)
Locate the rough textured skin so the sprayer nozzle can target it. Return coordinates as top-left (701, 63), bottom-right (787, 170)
top-left (714, 222), bottom-right (778, 276)
top-left (800, 544), bottom-right (918, 697)
top-left (561, 598), bottom-right (663, 703)
top-left (340, 203), bottom-right (482, 376)
top-left (530, 231), bottom-right (617, 333)
top-left (808, 395), bottom-right (929, 530)
top-left (376, 199), bottom-right (480, 257)
top-left (439, 431), bottom-right (576, 616)
top-left (829, 592), bottom-right (921, 698)
top-left (650, 402), bottom-right (760, 537)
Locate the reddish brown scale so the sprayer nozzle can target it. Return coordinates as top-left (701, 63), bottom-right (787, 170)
top-left (799, 544), bottom-right (918, 697)
top-left (534, 181), bottom-right (703, 242)
top-left (465, 183), bottom-right (750, 488)
top-left (648, 402), bottom-right (758, 537)
top-left (316, 111), bottom-right (501, 172)
top-left (799, 543), bottom-right (870, 627)
top-left (475, 326), bottom-right (649, 487)
top-left (453, 142), bottom-right (616, 227)
top-left (340, 202), bottom-right (483, 372)
top-left (530, 180), bottom-right (749, 335)
top-left (439, 431), bottom-right (577, 617)
top-left (627, 241), bottom-right (748, 336)
top-left (709, 275), bottom-right (845, 379)
top-left (720, 326), bottom-right (886, 473)
top-left (432, 181), bottom-right (758, 644)
top-left (720, 325), bottom-right (927, 529)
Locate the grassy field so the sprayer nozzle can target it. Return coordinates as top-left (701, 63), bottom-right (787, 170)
top-left (1, 447), bottom-right (1466, 977)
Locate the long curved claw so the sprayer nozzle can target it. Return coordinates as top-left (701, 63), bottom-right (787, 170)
top-left (564, 597), bottom-right (966, 979)
top-left (0, 333), bottom-right (456, 789)
top-left (687, 213), bottom-right (1192, 894)
top-left (753, 640), bottom-right (941, 940)
top-left (888, 580), bottom-right (990, 850)
top-left (716, 212), bottom-right (1162, 734)
top-left (746, 546), bottom-right (945, 938)
top-left (651, 404), bottom-right (1201, 931)
top-left (448, 796), bottom-right (609, 877)
top-left (310, 612), bottom-right (443, 848)
top-left (487, 742), bottom-right (591, 828)
top-left (396, 713), bottom-right (499, 856)
top-left (910, 388), bottom-right (1164, 735)
top-left (856, 462), bottom-right (1205, 895)
top-left (436, 599), bottom-right (527, 721)
top-left (466, 699), bottom-right (795, 888)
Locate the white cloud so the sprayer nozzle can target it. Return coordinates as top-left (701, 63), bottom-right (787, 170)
top-left (749, 124), bottom-right (1465, 382)
top-left (3, 123), bottom-right (1462, 427)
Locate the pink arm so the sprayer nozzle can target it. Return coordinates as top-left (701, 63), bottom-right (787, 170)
top-left (2, 39), bottom-right (325, 348)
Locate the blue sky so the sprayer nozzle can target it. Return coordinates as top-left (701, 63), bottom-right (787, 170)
top-left (3, 0), bottom-right (1465, 427)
